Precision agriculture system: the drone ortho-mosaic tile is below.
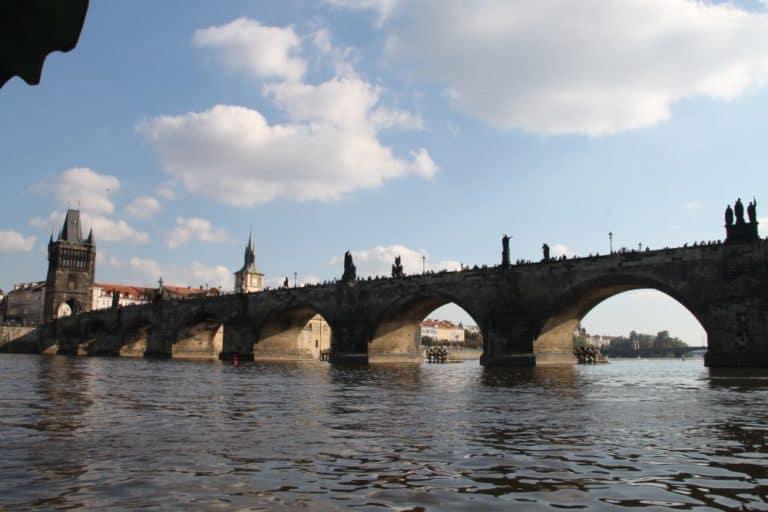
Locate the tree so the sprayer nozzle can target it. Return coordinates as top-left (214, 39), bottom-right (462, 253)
top-left (464, 329), bottom-right (483, 349)
top-left (572, 332), bottom-right (589, 349)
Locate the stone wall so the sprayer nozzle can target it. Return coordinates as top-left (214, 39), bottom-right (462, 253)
top-left (0, 324), bottom-right (40, 352)
top-left (14, 239), bottom-right (768, 367)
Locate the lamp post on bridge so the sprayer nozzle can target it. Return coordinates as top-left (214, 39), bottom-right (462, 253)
top-left (609, 232), bottom-right (613, 254)
top-left (422, 255), bottom-right (426, 275)
top-left (294, 271), bottom-right (297, 288)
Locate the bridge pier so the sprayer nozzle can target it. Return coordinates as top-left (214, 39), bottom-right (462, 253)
top-left (329, 324), bottom-right (369, 365)
top-left (480, 314), bottom-right (537, 367)
top-left (369, 323), bottom-right (423, 363)
top-left (220, 321), bottom-right (255, 361)
top-left (704, 299), bottom-right (768, 367)
top-left (533, 316), bottom-right (579, 365)
top-left (144, 329), bottom-right (174, 358)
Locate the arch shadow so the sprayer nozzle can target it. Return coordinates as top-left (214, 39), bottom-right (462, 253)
top-left (121, 316), bottom-right (152, 358)
top-left (172, 310), bottom-right (226, 360)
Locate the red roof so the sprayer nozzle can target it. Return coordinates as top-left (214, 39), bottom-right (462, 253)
top-left (421, 318), bottom-right (459, 329)
top-left (95, 283), bottom-right (208, 300)
top-left (162, 285), bottom-right (208, 296)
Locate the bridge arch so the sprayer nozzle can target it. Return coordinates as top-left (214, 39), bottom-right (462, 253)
top-left (253, 302), bottom-right (334, 361)
top-left (580, 289), bottom-right (706, 355)
top-left (172, 309), bottom-right (226, 360)
top-left (56, 298), bottom-right (83, 318)
top-left (370, 291), bottom-right (484, 363)
top-left (533, 273), bottom-right (707, 364)
top-left (121, 316), bottom-right (152, 358)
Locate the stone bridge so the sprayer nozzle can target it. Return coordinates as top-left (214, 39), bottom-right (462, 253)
top-left (24, 239), bottom-right (768, 367)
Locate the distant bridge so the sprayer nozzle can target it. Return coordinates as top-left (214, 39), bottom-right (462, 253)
top-left (8, 239), bottom-right (768, 367)
top-left (677, 345), bottom-right (708, 353)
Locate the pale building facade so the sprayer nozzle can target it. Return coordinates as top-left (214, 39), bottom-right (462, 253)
top-left (298, 314), bottom-right (332, 358)
top-left (419, 319), bottom-right (465, 344)
top-left (3, 281), bottom-right (45, 324)
top-left (92, 284), bottom-right (149, 310)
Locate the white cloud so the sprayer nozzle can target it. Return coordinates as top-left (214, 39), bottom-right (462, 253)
top-left (30, 168), bottom-right (149, 243)
top-left (28, 212), bottom-right (60, 231)
top-left (123, 257), bottom-right (232, 291)
top-left (141, 19), bottom-right (434, 206)
top-left (551, 243), bottom-right (571, 257)
top-left (301, 275), bottom-right (321, 286)
top-left (0, 231), bottom-right (36, 252)
top-left (370, 107), bottom-right (424, 131)
top-left (140, 103), bottom-right (434, 205)
top-left (125, 195), bottom-right (162, 219)
top-left (30, 211), bottom-right (149, 244)
top-left (156, 183), bottom-right (176, 200)
top-left (193, 17), bottom-right (306, 82)
top-left (330, 245), bottom-right (461, 278)
top-left (38, 167), bottom-right (119, 215)
top-left (371, 0), bottom-right (768, 136)
top-left (264, 274), bottom-right (322, 289)
top-left (85, 215), bottom-right (150, 243)
top-left (325, 0), bottom-right (402, 26)
top-left (97, 249), bottom-right (123, 268)
top-left (167, 216), bottom-right (229, 248)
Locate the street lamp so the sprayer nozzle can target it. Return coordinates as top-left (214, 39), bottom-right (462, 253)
top-left (609, 232), bottom-right (613, 254)
top-left (422, 255), bottom-right (426, 274)
top-left (294, 271), bottom-right (297, 288)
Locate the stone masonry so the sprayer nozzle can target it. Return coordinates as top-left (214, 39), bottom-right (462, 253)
top-left (15, 239), bottom-right (768, 368)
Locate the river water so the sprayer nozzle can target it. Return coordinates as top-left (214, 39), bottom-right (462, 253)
top-left (1, 355), bottom-right (767, 511)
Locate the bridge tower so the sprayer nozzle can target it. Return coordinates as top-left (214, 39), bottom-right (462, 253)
top-left (234, 232), bottom-right (264, 293)
top-left (43, 209), bottom-right (95, 321)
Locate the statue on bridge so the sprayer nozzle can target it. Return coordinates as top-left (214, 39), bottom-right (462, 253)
top-left (111, 289), bottom-right (119, 310)
top-left (501, 234), bottom-right (510, 267)
top-left (391, 255), bottom-right (404, 278)
top-left (153, 277), bottom-right (166, 303)
top-left (725, 197), bottom-right (759, 244)
top-left (725, 204), bottom-right (734, 227)
top-left (283, 277), bottom-right (289, 288)
top-left (735, 198), bottom-right (745, 224)
top-left (542, 243), bottom-right (550, 261)
top-left (342, 250), bottom-right (357, 285)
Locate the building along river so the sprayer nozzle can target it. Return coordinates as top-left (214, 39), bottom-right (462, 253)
top-left (1, 355), bottom-right (767, 510)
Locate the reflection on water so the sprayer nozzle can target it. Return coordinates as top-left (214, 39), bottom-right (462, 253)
top-left (0, 356), bottom-right (766, 510)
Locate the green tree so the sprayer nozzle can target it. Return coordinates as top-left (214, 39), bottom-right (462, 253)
top-left (572, 332), bottom-right (589, 349)
top-left (421, 336), bottom-right (435, 347)
top-left (463, 329), bottom-right (483, 349)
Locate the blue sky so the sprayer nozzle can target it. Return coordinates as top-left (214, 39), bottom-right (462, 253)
top-left (2, 0), bottom-right (768, 344)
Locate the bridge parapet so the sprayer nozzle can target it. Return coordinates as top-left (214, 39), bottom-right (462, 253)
top-left (14, 238), bottom-right (768, 367)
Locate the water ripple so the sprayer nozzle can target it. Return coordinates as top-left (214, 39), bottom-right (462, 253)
top-left (1, 356), bottom-right (767, 510)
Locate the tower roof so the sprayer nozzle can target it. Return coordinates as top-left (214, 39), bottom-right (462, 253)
top-left (237, 231), bottom-right (261, 274)
top-left (59, 209), bottom-right (83, 243)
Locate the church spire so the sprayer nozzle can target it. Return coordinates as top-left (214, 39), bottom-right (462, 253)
top-left (244, 230), bottom-right (255, 268)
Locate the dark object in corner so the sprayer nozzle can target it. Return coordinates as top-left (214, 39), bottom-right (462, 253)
top-left (0, 0), bottom-right (89, 88)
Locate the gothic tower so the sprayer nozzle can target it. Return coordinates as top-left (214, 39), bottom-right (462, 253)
top-left (234, 232), bottom-right (264, 293)
top-left (43, 209), bottom-right (96, 321)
